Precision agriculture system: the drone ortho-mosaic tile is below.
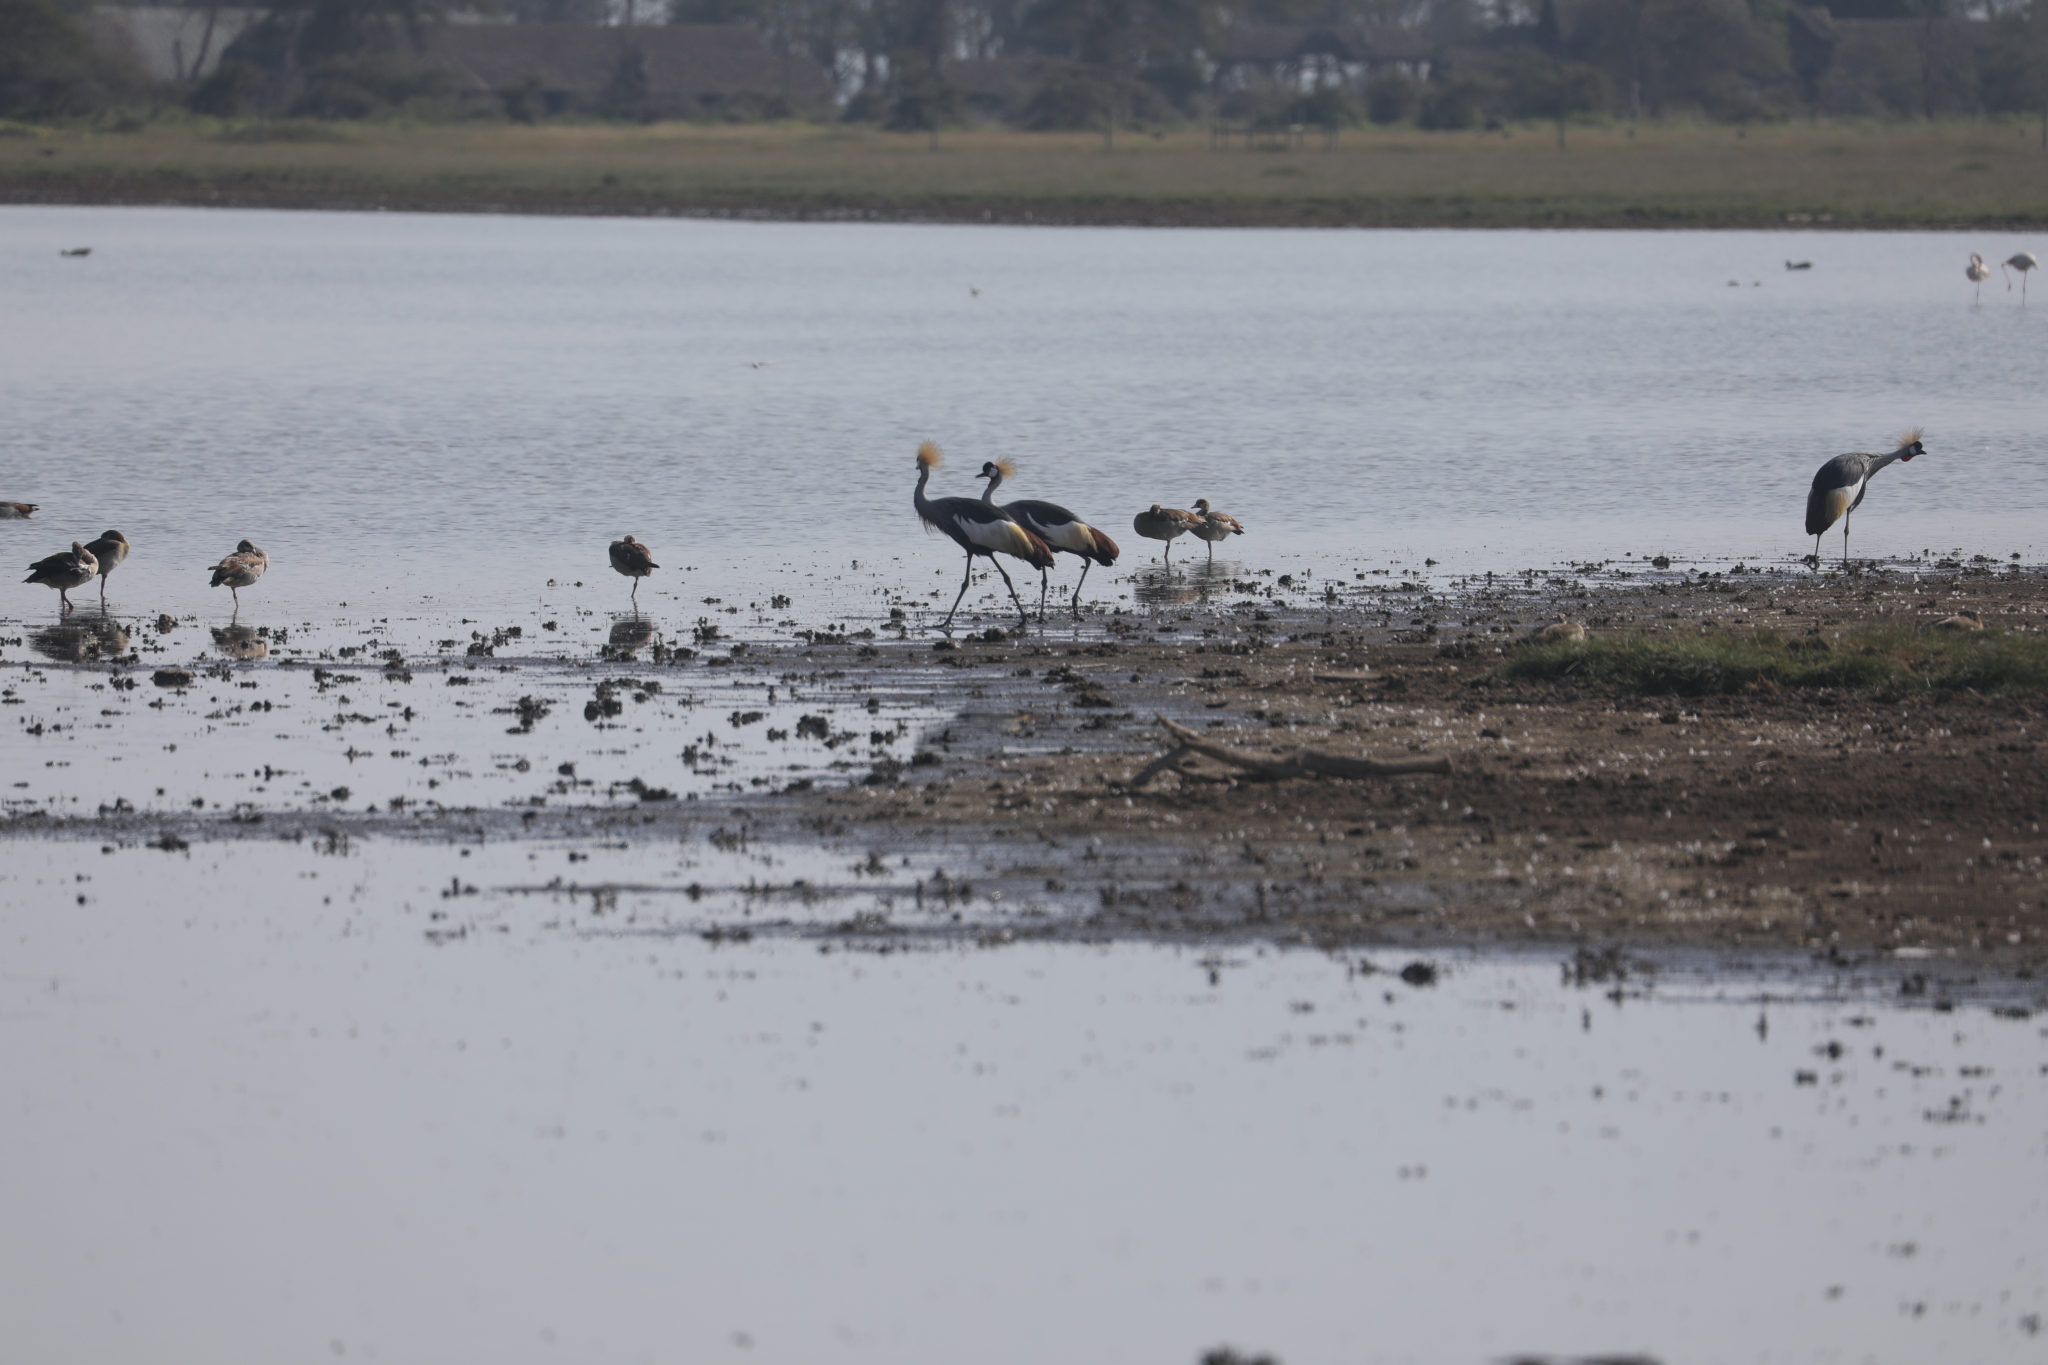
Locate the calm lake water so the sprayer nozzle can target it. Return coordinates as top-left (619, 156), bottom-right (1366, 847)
top-left (3, 206), bottom-right (2044, 623)
top-left (5, 208), bottom-right (2047, 1363)
top-left (4, 833), bottom-right (2045, 1364)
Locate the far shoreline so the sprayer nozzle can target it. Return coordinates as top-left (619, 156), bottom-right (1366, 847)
top-left (6, 120), bottom-right (2046, 231)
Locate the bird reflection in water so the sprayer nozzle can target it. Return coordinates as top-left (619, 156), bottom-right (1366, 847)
top-left (211, 625), bottom-right (269, 660)
top-left (607, 616), bottom-right (657, 656)
top-left (30, 618), bottom-right (131, 664)
top-left (1130, 557), bottom-right (1235, 608)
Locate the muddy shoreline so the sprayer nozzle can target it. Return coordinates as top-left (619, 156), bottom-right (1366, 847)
top-left (7, 559), bottom-right (2041, 987)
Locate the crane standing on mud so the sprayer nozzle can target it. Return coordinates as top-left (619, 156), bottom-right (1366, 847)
top-left (1804, 429), bottom-right (1926, 569)
top-left (913, 442), bottom-right (1054, 629)
top-left (977, 458), bottom-right (1120, 618)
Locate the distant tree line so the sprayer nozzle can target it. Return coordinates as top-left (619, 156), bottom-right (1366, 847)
top-left (3, 0), bottom-right (2047, 130)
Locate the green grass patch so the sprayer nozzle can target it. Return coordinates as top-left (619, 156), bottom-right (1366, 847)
top-left (1499, 626), bottom-right (2048, 698)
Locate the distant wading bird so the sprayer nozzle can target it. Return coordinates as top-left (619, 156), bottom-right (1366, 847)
top-left (0, 501), bottom-right (36, 519)
top-left (1805, 430), bottom-right (1926, 569)
top-left (1189, 499), bottom-right (1244, 561)
top-left (1133, 504), bottom-right (1202, 563)
top-left (912, 442), bottom-right (1055, 630)
top-left (609, 535), bottom-right (657, 603)
top-left (24, 541), bottom-right (98, 615)
top-left (2006, 252), bottom-right (2039, 302)
top-left (83, 530), bottom-right (129, 604)
top-left (978, 459), bottom-right (1120, 617)
top-left (1968, 253), bottom-right (1992, 304)
top-left (207, 539), bottom-right (268, 609)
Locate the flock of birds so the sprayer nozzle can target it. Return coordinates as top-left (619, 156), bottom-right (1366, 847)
top-left (909, 444), bottom-right (1242, 628)
top-left (1967, 251), bottom-right (2037, 305)
top-left (5, 511), bottom-right (269, 617)
top-left (0, 427), bottom-right (1933, 627)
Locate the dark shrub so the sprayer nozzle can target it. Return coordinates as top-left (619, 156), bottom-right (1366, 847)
top-left (1023, 64), bottom-right (1112, 130)
top-left (1366, 69), bottom-right (1422, 124)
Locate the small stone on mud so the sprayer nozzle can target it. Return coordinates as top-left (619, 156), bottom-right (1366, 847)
top-left (152, 668), bottom-right (193, 687)
top-left (1399, 961), bottom-right (1439, 987)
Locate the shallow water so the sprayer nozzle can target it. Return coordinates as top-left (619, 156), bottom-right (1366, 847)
top-left (2, 834), bottom-right (2044, 1364)
top-left (6, 210), bottom-right (2047, 1361)
top-left (3, 206), bottom-right (2043, 630)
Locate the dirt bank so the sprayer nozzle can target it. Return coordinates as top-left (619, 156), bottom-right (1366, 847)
top-left (785, 564), bottom-right (2046, 974)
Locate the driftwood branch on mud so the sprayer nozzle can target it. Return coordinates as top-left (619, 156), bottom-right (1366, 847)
top-left (1130, 715), bottom-right (1452, 788)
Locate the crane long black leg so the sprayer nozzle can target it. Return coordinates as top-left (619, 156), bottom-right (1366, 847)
top-left (1037, 568), bottom-right (1049, 623)
top-left (1071, 559), bottom-right (1091, 616)
top-left (941, 552), bottom-right (976, 628)
top-left (1842, 512), bottom-right (1851, 569)
top-left (988, 558), bottom-right (1028, 628)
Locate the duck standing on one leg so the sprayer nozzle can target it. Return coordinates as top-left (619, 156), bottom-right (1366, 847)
top-left (83, 530), bottom-right (130, 605)
top-left (25, 541), bottom-right (99, 615)
top-left (207, 539), bottom-right (269, 611)
top-left (609, 535), bottom-right (658, 604)
top-left (1189, 499), bottom-right (1244, 562)
top-left (1133, 504), bottom-right (1201, 563)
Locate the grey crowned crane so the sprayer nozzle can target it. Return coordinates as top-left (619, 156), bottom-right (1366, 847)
top-left (1133, 504), bottom-right (1202, 562)
top-left (2006, 252), bottom-right (2039, 302)
top-left (207, 539), bottom-right (268, 609)
top-left (24, 541), bottom-right (98, 615)
top-left (913, 442), bottom-right (1055, 629)
top-left (1968, 253), bottom-right (1992, 304)
top-left (1804, 430), bottom-right (1925, 569)
top-left (609, 534), bottom-right (657, 603)
top-left (83, 530), bottom-right (129, 604)
top-left (1188, 499), bottom-right (1244, 561)
top-left (978, 458), bottom-right (1120, 617)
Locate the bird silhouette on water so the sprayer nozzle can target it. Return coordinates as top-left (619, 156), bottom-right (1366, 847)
top-left (1805, 430), bottom-right (1925, 569)
top-left (2005, 252), bottom-right (2039, 302)
top-left (1967, 253), bottom-right (1993, 304)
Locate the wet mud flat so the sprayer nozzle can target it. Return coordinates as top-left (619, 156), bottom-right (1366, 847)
top-left (3, 557), bottom-right (2044, 988)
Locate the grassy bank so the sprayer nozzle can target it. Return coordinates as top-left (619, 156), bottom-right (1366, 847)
top-left (1502, 625), bottom-right (2048, 697)
top-left (4, 118), bottom-right (2048, 227)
